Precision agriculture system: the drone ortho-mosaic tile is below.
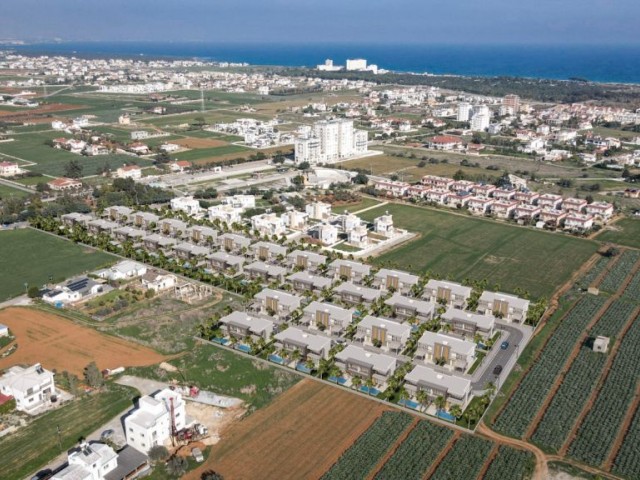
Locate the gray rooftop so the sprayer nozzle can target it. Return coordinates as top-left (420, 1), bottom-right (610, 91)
top-left (358, 315), bottom-right (412, 339)
top-left (245, 261), bottom-right (287, 277)
top-left (405, 364), bottom-right (471, 398)
top-left (441, 308), bottom-right (496, 330)
top-left (335, 345), bottom-right (397, 375)
top-left (424, 279), bottom-right (472, 298)
top-left (479, 291), bottom-right (530, 311)
top-left (418, 331), bottom-right (476, 357)
top-left (287, 271), bottom-right (333, 290)
top-left (254, 288), bottom-right (302, 309)
top-left (219, 311), bottom-right (274, 334)
top-left (329, 259), bottom-right (371, 275)
top-left (207, 251), bottom-right (245, 266)
top-left (385, 293), bottom-right (435, 317)
top-left (286, 249), bottom-right (328, 264)
top-left (274, 327), bottom-right (332, 353)
top-left (303, 301), bottom-right (353, 323)
top-left (251, 241), bottom-right (287, 257)
top-left (374, 269), bottom-right (420, 286)
top-left (334, 282), bottom-right (381, 302)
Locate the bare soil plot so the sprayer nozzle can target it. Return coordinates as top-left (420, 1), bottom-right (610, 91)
top-left (172, 137), bottom-right (229, 149)
top-left (185, 379), bottom-right (390, 480)
top-left (0, 307), bottom-right (166, 376)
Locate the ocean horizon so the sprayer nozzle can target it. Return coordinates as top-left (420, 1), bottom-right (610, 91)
top-left (11, 42), bottom-right (640, 85)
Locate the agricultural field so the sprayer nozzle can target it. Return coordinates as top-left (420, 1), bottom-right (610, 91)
top-left (0, 131), bottom-right (153, 177)
top-left (373, 420), bottom-right (453, 480)
top-left (174, 144), bottom-right (250, 162)
top-left (0, 385), bottom-right (136, 480)
top-left (597, 249), bottom-right (640, 293)
top-left (492, 294), bottom-right (607, 438)
top-left (129, 343), bottom-right (299, 411)
top-left (335, 197), bottom-right (384, 213)
top-left (597, 218), bottom-right (640, 249)
top-left (358, 203), bottom-right (598, 299)
top-left (429, 434), bottom-right (494, 480)
top-left (0, 228), bottom-right (115, 300)
top-left (322, 411), bottom-right (414, 480)
top-left (0, 183), bottom-right (28, 199)
top-left (185, 380), bottom-right (389, 480)
top-left (0, 307), bottom-right (167, 376)
top-left (483, 446), bottom-right (536, 480)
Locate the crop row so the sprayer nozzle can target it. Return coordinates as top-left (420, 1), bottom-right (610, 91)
top-left (577, 255), bottom-right (611, 289)
top-left (621, 268), bottom-right (640, 303)
top-left (483, 446), bottom-right (536, 480)
top-left (493, 295), bottom-right (607, 438)
top-left (530, 348), bottom-right (607, 452)
top-left (612, 405), bottom-right (640, 478)
top-left (598, 250), bottom-right (640, 293)
top-left (591, 298), bottom-right (638, 338)
top-left (568, 315), bottom-right (640, 467)
top-left (429, 434), bottom-right (493, 480)
top-left (374, 420), bottom-right (453, 480)
top-left (322, 411), bottom-right (413, 480)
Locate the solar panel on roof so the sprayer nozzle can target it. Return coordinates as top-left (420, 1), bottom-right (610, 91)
top-left (67, 278), bottom-right (89, 292)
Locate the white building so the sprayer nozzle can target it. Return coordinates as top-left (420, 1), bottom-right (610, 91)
top-left (0, 161), bottom-right (20, 176)
top-left (346, 58), bottom-right (368, 71)
top-left (251, 212), bottom-right (286, 237)
top-left (94, 261), bottom-right (147, 282)
top-left (374, 213), bottom-right (394, 237)
top-left (170, 196), bottom-right (202, 216)
top-left (457, 102), bottom-right (471, 122)
top-left (282, 210), bottom-right (308, 230)
top-left (223, 194), bottom-right (256, 209)
top-left (317, 223), bottom-right (338, 245)
top-left (306, 202), bottom-right (332, 221)
top-left (52, 442), bottom-right (119, 480)
top-left (125, 388), bottom-right (186, 454)
top-left (470, 105), bottom-right (490, 132)
top-left (0, 363), bottom-right (56, 413)
top-left (116, 165), bottom-right (142, 180)
top-left (208, 204), bottom-right (244, 225)
top-left (295, 119), bottom-right (368, 165)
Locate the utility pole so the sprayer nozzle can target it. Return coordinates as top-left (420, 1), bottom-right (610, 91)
top-left (56, 424), bottom-right (63, 452)
top-left (200, 88), bottom-right (204, 112)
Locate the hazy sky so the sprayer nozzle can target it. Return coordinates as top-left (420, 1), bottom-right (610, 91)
top-left (1, 0), bottom-right (638, 45)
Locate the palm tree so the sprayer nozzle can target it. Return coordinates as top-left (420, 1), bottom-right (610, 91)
top-left (434, 395), bottom-right (447, 412)
top-left (351, 376), bottom-right (362, 390)
top-left (365, 377), bottom-right (376, 395)
top-left (449, 404), bottom-right (462, 422)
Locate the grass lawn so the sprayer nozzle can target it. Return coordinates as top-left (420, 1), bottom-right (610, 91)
top-left (11, 175), bottom-right (48, 186)
top-left (336, 197), bottom-right (383, 213)
top-left (596, 217), bottom-right (640, 249)
top-left (359, 203), bottom-right (598, 299)
top-left (129, 343), bottom-right (300, 411)
top-left (0, 228), bottom-right (116, 300)
top-left (0, 385), bottom-right (136, 480)
top-left (0, 183), bottom-right (29, 199)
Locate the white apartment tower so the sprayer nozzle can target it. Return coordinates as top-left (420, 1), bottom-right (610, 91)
top-left (471, 105), bottom-right (491, 132)
top-left (457, 102), bottom-right (472, 122)
top-left (346, 58), bottom-right (367, 71)
top-left (295, 119), bottom-right (368, 165)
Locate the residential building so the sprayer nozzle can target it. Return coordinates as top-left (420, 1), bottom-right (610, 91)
top-left (514, 204), bottom-right (541, 222)
top-left (294, 119), bottom-right (368, 165)
top-left (141, 271), bottom-right (177, 292)
top-left (373, 180), bottom-right (409, 198)
top-left (356, 315), bottom-right (411, 352)
top-left (428, 135), bottom-right (463, 151)
top-left (251, 213), bottom-right (286, 236)
top-left (302, 301), bottom-right (353, 335)
top-left (142, 234), bottom-right (177, 251)
top-left (474, 184), bottom-right (497, 198)
top-left (478, 291), bottom-right (530, 322)
top-left (470, 105), bottom-right (490, 132)
top-left (416, 331), bottom-right (476, 372)
top-left (48, 177), bottom-right (83, 191)
top-left (565, 213), bottom-right (594, 231)
top-left (385, 293), bottom-right (435, 322)
top-left (61, 212), bottom-right (93, 228)
top-left (404, 365), bottom-right (472, 409)
top-left (287, 250), bottom-right (328, 272)
top-left (218, 233), bottom-right (251, 253)
top-left (105, 206), bottom-right (134, 223)
top-left (373, 269), bottom-right (419, 294)
top-left (253, 288), bottom-right (302, 319)
top-left (94, 261), bottom-right (147, 282)
top-left (305, 202), bottom-right (332, 221)
top-left (51, 442), bottom-right (119, 480)
top-left (207, 252), bottom-right (245, 274)
top-left (328, 259), bottom-right (371, 283)
top-left (348, 225), bottom-right (369, 248)
top-left (492, 200), bottom-right (518, 219)
top-left (585, 201), bottom-right (614, 221)
top-left (287, 271), bottom-right (333, 293)
top-left (274, 327), bottom-right (332, 364)
top-left (223, 194), bottom-right (256, 209)
top-left (244, 261), bottom-right (288, 283)
top-left (441, 308), bottom-right (495, 339)
top-left (115, 165), bottom-right (142, 180)
top-left (0, 324), bottom-right (8, 337)
top-left (87, 219), bottom-right (119, 235)
top-left (316, 223), bottom-right (338, 245)
top-left (335, 345), bottom-right (398, 384)
top-left (423, 280), bottom-right (471, 309)
top-left (493, 188), bottom-right (516, 201)
top-left (0, 161), bottom-right (20, 176)
top-left (42, 277), bottom-right (104, 306)
top-left (374, 214), bottom-right (395, 237)
top-left (208, 204), bottom-right (243, 225)
top-left (540, 209), bottom-right (567, 227)
top-left (133, 211), bottom-right (159, 230)
top-left (188, 225), bottom-right (218, 245)
top-left (113, 226), bottom-right (146, 243)
top-left (282, 210), bottom-right (308, 230)
top-left (219, 311), bottom-right (275, 341)
top-left (538, 193), bottom-right (563, 210)
top-left (334, 282), bottom-right (382, 306)
top-left (159, 218), bottom-right (188, 238)
top-left (251, 241), bottom-right (287, 262)
top-left (170, 196), bottom-right (202, 217)
top-left (0, 363), bottom-right (56, 413)
top-left (468, 197), bottom-right (494, 215)
top-left (172, 242), bottom-right (210, 260)
top-left (421, 175), bottom-right (454, 190)
top-left (457, 102), bottom-right (471, 122)
top-left (124, 388), bottom-right (186, 454)
top-left (562, 197), bottom-right (588, 213)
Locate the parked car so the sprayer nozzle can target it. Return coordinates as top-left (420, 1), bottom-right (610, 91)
top-left (192, 447), bottom-right (204, 463)
top-left (500, 341), bottom-right (509, 350)
top-left (493, 365), bottom-right (503, 375)
top-left (100, 429), bottom-right (115, 441)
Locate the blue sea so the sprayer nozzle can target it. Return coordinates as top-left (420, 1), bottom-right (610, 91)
top-left (11, 42), bottom-right (640, 84)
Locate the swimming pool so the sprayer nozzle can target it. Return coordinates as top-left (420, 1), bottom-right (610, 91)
top-left (296, 363), bottom-right (312, 373)
top-left (328, 376), bottom-right (348, 385)
top-left (399, 399), bottom-right (420, 410)
top-left (235, 344), bottom-right (251, 353)
top-left (359, 385), bottom-right (381, 396)
top-left (211, 337), bottom-right (229, 345)
top-left (436, 410), bottom-right (456, 422)
top-left (268, 354), bottom-right (285, 364)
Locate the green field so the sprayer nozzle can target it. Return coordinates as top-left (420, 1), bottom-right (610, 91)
top-left (596, 217), bottom-right (640, 249)
top-left (129, 343), bottom-right (300, 411)
top-left (337, 197), bottom-right (383, 213)
top-left (0, 183), bottom-right (28, 199)
top-left (0, 228), bottom-right (116, 300)
top-left (359, 203), bottom-right (598, 299)
top-left (0, 131), bottom-right (153, 177)
top-left (174, 144), bottom-right (249, 161)
top-left (0, 385), bottom-right (136, 480)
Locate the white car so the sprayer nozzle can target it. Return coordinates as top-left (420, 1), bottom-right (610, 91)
top-left (192, 447), bottom-right (204, 463)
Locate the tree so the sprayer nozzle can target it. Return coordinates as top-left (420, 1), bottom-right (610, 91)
top-left (165, 456), bottom-right (188, 477)
top-left (83, 361), bottom-right (104, 388)
top-left (449, 404), bottom-right (463, 420)
top-left (201, 471), bottom-right (225, 480)
top-left (353, 172), bottom-right (369, 184)
top-left (27, 285), bottom-right (40, 298)
top-left (453, 169), bottom-right (465, 181)
top-left (297, 161), bottom-right (310, 171)
top-left (148, 445), bottom-right (170, 464)
top-left (64, 159), bottom-right (84, 179)
top-left (434, 395), bottom-right (447, 412)
top-left (36, 182), bottom-right (51, 193)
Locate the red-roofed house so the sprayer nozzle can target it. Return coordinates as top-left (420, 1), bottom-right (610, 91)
top-left (585, 202), bottom-right (614, 221)
top-left (169, 160), bottom-right (192, 173)
top-left (116, 165), bottom-right (142, 180)
top-left (428, 135), bottom-right (463, 151)
top-left (0, 161), bottom-right (19, 176)
top-left (48, 177), bottom-right (83, 191)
